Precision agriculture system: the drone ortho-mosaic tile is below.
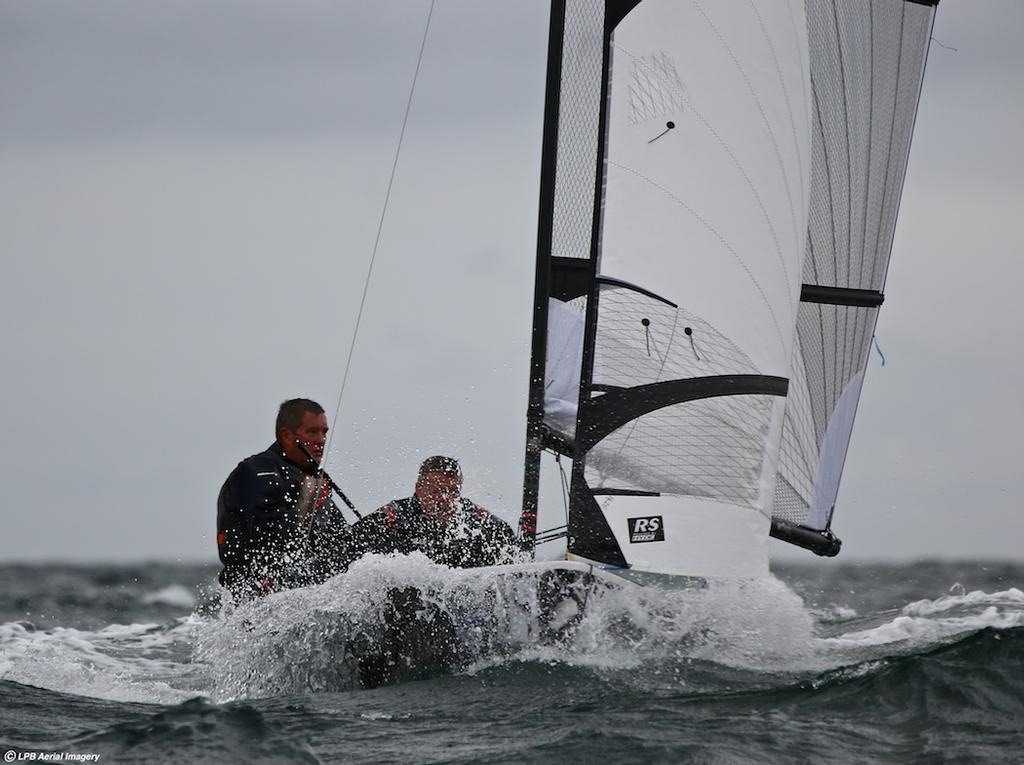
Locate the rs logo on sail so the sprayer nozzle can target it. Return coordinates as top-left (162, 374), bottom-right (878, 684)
top-left (628, 516), bottom-right (665, 543)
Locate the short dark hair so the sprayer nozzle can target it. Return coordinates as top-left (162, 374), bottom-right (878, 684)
top-left (275, 398), bottom-right (324, 436)
top-left (418, 455), bottom-right (462, 482)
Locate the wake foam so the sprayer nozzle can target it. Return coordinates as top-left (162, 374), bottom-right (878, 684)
top-left (194, 553), bottom-right (822, 700)
top-left (195, 553), bottom-right (560, 700)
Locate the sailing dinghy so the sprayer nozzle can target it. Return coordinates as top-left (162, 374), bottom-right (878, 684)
top-left (336, 0), bottom-right (941, 679)
top-left (208, 1), bottom-right (941, 692)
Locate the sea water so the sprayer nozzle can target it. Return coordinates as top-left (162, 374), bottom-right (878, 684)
top-left (1, 558), bottom-right (1022, 764)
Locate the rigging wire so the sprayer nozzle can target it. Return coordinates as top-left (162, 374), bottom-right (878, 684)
top-left (535, 526), bottom-right (568, 544)
top-left (324, 0), bottom-right (436, 464)
top-left (523, 452), bottom-right (572, 547)
top-left (556, 453), bottom-right (570, 528)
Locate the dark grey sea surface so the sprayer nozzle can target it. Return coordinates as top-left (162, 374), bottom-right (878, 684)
top-left (1, 558), bottom-right (1021, 764)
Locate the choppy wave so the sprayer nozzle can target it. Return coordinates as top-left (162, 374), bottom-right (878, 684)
top-left (68, 698), bottom-right (321, 763)
top-left (141, 586), bottom-right (198, 609)
top-left (824, 588), bottom-right (1024, 652)
top-left (0, 619), bottom-right (201, 705)
top-left (1, 560), bottom-right (1022, 763)
top-left (902, 586), bottom-right (1024, 617)
top-left (0, 563), bottom-right (216, 632)
top-left (3, 558), bottom-right (1022, 709)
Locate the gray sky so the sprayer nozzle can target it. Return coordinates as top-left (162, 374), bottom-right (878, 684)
top-left (1, 1), bottom-right (1020, 563)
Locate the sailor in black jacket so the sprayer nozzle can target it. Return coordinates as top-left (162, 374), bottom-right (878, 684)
top-left (346, 456), bottom-right (519, 570)
top-left (217, 398), bottom-right (350, 599)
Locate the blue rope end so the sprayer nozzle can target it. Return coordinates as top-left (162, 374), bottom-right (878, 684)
top-left (873, 336), bottom-right (886, 367)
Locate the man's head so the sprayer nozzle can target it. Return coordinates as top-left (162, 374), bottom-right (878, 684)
top-left (276, 398), bottom-right (328, 466)
top-left (414, 456), bottom-right (463, 522)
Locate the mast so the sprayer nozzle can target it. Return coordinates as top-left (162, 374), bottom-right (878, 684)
top-left (520, 0), bottom-right (568, 554)
top-left (566, 2), bottom-right (644, 569)
top-left (520, 1), bottom-right (641, 556)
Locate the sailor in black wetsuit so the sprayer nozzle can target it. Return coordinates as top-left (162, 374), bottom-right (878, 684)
top-left (216, 398), bottom-right (350, 599)
top-left (346, 456), bottom-right (519, 570)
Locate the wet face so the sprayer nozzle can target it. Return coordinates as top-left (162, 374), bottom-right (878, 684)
top-left (279, 411), bottom-right (329, 466)
top-left (415, 471), bottom-right (462, 522)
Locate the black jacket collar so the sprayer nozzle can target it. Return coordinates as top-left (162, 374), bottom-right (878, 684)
top-left (267, 441), bottom-right (319, 476)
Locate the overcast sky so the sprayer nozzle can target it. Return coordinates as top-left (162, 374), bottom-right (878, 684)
top-left (1, 1), bottom-right (1021, 564)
